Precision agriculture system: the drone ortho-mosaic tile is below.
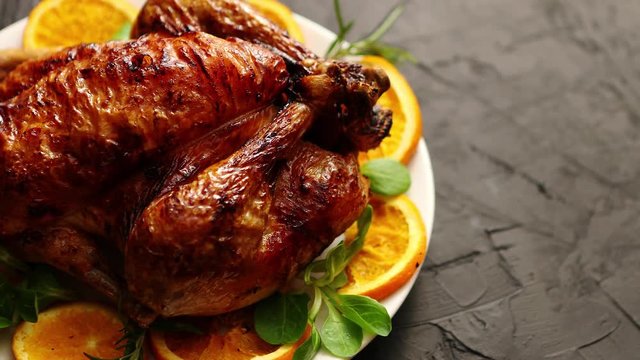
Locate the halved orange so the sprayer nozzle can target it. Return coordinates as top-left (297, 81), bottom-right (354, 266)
top-left (358, 56), bottom-right (423, 164)
top-left (340, 195), bottom-right (427, 300)
top-left (248, 0), bottom-right (305, 43)
top-left (12, 302), bottom-right (124, 360)
top-left (23, 0), bottom-right (139, 49)
top-left (151, 310), bottom-right (310, 360)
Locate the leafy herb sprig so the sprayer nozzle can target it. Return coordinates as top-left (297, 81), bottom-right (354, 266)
top-left (0, 245), bottom-right (145, 360)
top-left (0, 245), bottom-right (197, 360)
top-left (361, 159), bottom-right (412, 196)
top-left (255, 206), bottom-right (392, 359)
top-left (0, 4), bottom-right (414, 355)
top-left (85, 321), bottom-right (146, 360)
top-left (83, 312), bottom-right (204, 360)
top-left (111, 21), bottom-right (132, 41)
top-left (326, 0), bottom-right (416, 64)
top-left (0, 248), bottom-right (74, 328)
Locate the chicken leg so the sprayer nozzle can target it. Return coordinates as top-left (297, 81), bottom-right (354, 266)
top-left (132, 0), bottom-right (393, 152)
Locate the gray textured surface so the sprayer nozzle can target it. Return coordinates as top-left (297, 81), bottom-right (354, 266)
top-left (2, 1), bottom-right (640, 359)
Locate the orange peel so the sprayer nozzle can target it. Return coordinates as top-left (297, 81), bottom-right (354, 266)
top-left (340, 195), bottom-right (427, 300)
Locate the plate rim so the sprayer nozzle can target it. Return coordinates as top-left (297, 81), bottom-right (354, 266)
top-left (0, 11), bottom-right (436, 360)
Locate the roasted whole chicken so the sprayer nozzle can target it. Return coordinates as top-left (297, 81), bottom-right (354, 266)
top-left (0, 0), bottom-right (392, 325)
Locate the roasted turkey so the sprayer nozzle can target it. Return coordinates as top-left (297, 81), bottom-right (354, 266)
top-left (0, 0), bottom-right (391, 325)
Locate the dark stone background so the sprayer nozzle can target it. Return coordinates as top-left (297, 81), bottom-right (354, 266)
top-left (3, 1), bottom-right (640, 359)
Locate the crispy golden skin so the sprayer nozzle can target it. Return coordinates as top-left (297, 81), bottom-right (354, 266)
top-left (133, 0), bottom-right (393, 151)
top-left (0, 32), bottom-right (288, 236)
top-left (0, 46), bottom-right (87, 101)
top-left (0, 47), bottom-right (60, 98)
top-left (0, 0), bottom-right (392, 325)
top-left (132, 0), bottom-right (317, 63)
top-left (126, 103), bottom-right (368, 317)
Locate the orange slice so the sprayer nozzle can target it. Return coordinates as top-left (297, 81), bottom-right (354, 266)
top-left (151, 310), bottom-right (310, 360)
top-left (12, 302), bottom-right (124, 360)
top-left (248, 0), bottom-right (305, 43)
top-left (340, 195), bottom-right (427, 300)
top-left (23, 0), bottom-right (139, 50)
top-left (358, 56), bottom-right (423, 164)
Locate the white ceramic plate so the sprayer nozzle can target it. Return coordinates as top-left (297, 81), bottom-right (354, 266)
top-left (0, 4), bottom-right (435, 359)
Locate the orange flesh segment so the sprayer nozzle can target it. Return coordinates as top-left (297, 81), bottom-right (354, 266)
top-left (24, 0), bottom-right (138, 49)
top-left (340, 196), bottom-right (427, 300)
top-left (152, 310), bottom-right (309, 360)
top-left (12, 303), bottom-right (124, 360)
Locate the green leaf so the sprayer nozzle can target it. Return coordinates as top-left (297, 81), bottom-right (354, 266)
top-left (308, 287), bottom-right (323, 321)
top-left (348, 41), bottom-right (417, 64)
top-left (324, 243), bottom-right (347, 284)
top-left (28, 266), bottom-right (74, 306)
top-left (112, 21), bottom-right (132, 41)
top-left (0, 246), bottom-right (28, 272)
top-left (304, 259), bottom-right (327, 285)
top-left (309, 243), bottom-right (349, 288)
top-left (332, 294), bottom-right (391, 336)
top-left (328, 271), bottom-right (348, 289)
top-left (0, 266), bottom-right (73, 328)
top-left (361, 4), bottom-right (405, 43)
top-left (26, 266), bottom-right (74, 320)
top-left (119, 323), bottom-right (146, 360)
top-left (360, 158), bottom-right (411, 196)
top-left (255, 293), bottom-right (310, 345)
top-left (325, 0), bottom-right (351, 58)
top-left (346, 205), bottom-right (373, 259)
top-left (293, 327), bottom-right (321, 360)
top-left (9, 266), bottom-right (75, 324)
top-left (0, 317), bottom-right (11, 329)
top-left (357, 204), bottom-right (374, 231)
top-left (333, 0), bottom-right (347, 30)
top-left (319, 302), bottom-right (363, 357)
top-left (0, 280), bottom-right (16, 320)
top-left (119, 325), bottom-right (146, 360)
top-left (15, 288), bottom-right (37, 323)
top-left (305, 205), bottom-right (373, 288)
top-left (326, 0), bottom-right (416, 64)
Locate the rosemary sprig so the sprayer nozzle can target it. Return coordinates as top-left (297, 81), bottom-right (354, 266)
top-left (326, 0), bottom-right (416, 64)
top-left (83, 317), bottom-right (202, 360)
top-left (84, 321), bottom-right (146, 360)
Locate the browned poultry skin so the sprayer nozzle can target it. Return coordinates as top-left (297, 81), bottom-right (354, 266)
top-left (0, 0), bottom-right (392, 325)
top-left (0, 45), bottom-right (92, 101)
top-left (5, 226), bottom-right (158, 325)
top-left (126, 103), bottom-right (368, 316)
top-left (132, 0), bottom-right (317, 64)
top-left (133, 0), bottom-right (393, 151)
top-left (0, 32), bottom-right (288, 236)
top-left (2, 106), bottom-right (280, 327)
top-left (75, 105), bottom-right (279, 251)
